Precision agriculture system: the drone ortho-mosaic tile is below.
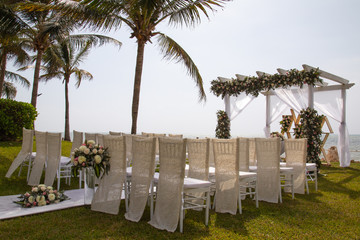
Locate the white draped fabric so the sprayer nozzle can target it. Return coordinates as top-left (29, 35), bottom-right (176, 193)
top-left (226, 94), bottom-right (255, 121)
top-left (264, 95), bottom-right (289, 137)
top-left (274, 86), bottom-right (309, 114)
top-left (314, 90), bottom-right (350, 167)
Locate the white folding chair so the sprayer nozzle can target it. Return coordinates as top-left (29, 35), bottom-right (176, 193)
top-left (5, 128), bottom-right (34, 180)
top-left (44, 132), bottom-right (62, 188)
top-left (28, 131), bottom-right (47, 186)
top-left (91, 135), bottom-right (127, 214)
top-left (305, 163), bottom-right (318, 193)
top-left (238, 138), bottom-right (258, 214)
top-left (84, 132), bottom-right (97, 143)
top-left (212, 138), bottom-right (239, 215)
top-left (109, 131), bottom-right (122, 136)
top-left (284, 139), bottom-right (307, 195)
top-left (125, 136), bottom-right (156, 222)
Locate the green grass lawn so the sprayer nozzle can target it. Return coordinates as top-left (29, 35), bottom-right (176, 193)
top-left (0, 140), bottom-right (359, 239)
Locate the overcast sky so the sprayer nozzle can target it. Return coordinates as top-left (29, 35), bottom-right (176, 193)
top-left (9, 0), bottom-right (360, 138)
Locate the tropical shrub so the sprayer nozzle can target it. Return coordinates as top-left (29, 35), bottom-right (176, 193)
top-left (0, 99), bottom-right (37, 141)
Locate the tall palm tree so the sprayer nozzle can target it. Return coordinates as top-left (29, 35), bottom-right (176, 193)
top-left (71, 0), bottom-right (230, 134)
top-left (39, 35), bottom-right (121, 141)
top-left (1, 0), bottom-right (78, 108)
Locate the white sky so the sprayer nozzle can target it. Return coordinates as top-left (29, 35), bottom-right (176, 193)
top-left (9, 0), bottom-right (360, 138)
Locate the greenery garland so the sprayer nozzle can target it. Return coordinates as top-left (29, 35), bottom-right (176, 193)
top-left (210, 68), bottom-right (321, 98)
top-left (215, 110), bottom-right (231, 139)
top-left (293, 108), bottom-right (323, 168)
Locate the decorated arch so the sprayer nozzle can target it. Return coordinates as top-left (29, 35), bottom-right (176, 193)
top-left (211, 64), bottom-right (355, 167)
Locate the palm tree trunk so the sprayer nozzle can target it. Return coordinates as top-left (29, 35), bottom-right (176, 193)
top-left (31, 49), bottom-right (44, 108)
top-left (131, 40), bottom-right (146, 134)
top-left (64, 78), bottom-right (70, 141)
top-left (0, 52), bottom-right (7, 97)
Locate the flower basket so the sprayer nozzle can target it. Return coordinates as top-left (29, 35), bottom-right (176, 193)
top-left (14, 184), bottom-right (68, 208)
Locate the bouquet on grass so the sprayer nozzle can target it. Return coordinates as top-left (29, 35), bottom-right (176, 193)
top-left (270, 132), bottom-right (285, 141)
top-left (14, 184), bottom-right (68, 208)
top-left (69, 140), bottom-right (110, 178)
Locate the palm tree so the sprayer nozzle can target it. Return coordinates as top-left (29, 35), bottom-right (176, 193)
top-left (0, 35), bottom-right (30, 97)
top-left (39, 35), bottom-right (122, 141)
top-left (1, 0), bottom-right (78, 108)
top-left (70, 0), bottom-right (230, 134)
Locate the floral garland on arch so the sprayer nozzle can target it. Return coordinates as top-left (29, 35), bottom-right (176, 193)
top-left (14, 184), bottom-right (68, 208)
top-left (215, 110), bottom-right (231, 139)
top-left (210, 68), bottom-right (322, 98)
top-left (293, 107), bottom-right (323, 168)
top-left (70, 140), bottom-right (110, 178)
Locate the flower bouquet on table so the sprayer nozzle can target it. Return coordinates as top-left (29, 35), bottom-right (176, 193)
top-left (14, 184), bottom-right (69, 208)
top-left (69, 140), bottom-right (110, 178)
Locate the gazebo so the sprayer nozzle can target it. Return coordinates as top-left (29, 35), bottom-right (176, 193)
top-left (215, 64), bottom-right (355, 167)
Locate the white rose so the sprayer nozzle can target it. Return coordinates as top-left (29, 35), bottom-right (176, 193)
top-left (87, 140), bottom-right (95, 145)
top-left (47, 186), bottom-right (53, 190)
top-left (49, 189), bottom-right (54, 194)
top-left (84, 148), bottom-right (90, 154)
top-left (36, 196), bottom-right (41, 202)
top-left (71, 155), bottom-right (74, 163)
top-left (40, 186), bottom-right (46, 191)
top-left (98, 149), bottom-right (104, 154)
top-left (92, 149), bottom-right (97, 154)
top-left (48, 193), bottom-right (56, 201)
top-left (28, 196), bottom-right (34, 203)
top-left (94, 155), bottom-right (102, 164)
top-left (32, 187), bottom-right (38, 193)
top-left (78, 156), bottom-right (86, 164)
top-left (79, 145), bottom-right (86, 152)
top-left (38, 200), bottom-right (46, 206)
top-left (74, 161), bottom-right (78, 166)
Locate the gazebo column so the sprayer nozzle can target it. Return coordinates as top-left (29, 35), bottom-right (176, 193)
top-left (308, 84), bottom-right (314, 109)
top-left (224, 94), bottom-right (231, 120)
top-left (340, 87), bottom-right (347, 166)
top-left (265, 94), bottom-right (271, 137)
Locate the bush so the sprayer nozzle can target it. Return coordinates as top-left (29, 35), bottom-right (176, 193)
top-left (0, 99), bottom-right (37, 141)
top-left (215, 110), bottom-right (231, 139)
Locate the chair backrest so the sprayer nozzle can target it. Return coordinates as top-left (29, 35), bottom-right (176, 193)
top-left (285, 138), bottom-right (307, 194)
top-left (168, 134), bottom-right (183, 138)
top-left (238, 138), bottom-right (249, 171)
top-left (187, 138), bottom-right (210, 180)
top-left (142, 132), bottom-right (166, 155)
top-left (44, 132), bottom-right (62, 187)
top-left (255, 138), bottom-right (280, 203)
top-left (28, 131), bottom-right (47, 186)
top-left (148, 137), bottom-right (186, 232)
top-left (85, 133), bottom-right (97, 143)
top-left (97, 134), bottom-right (105, 146)
top-left (70, 130), bottom-right (83, 156)
top-left (122, 133), bottom-right (134, 167)
top-left (5, 128), bottom-right (34, 178)
top-left (125, 136), bottom-right (156, 222)
top-left (248, 138), bottom-right (256, 166)
top-left (109, 131), bottom-right (122, 136)
top-left (91, 135), bottom-right (126, 215)
top-left (212, 138), bottom-right (239, 215)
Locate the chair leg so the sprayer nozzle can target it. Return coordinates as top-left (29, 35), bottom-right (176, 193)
top-left (315, 170), bottom-right (318, 191)
top-left (238, 192), bottom-right (242, 214)
top-left (291, 174), bottom-right (294, 200)
top-left (79, 171), bottom-right (82, 189)
top-left (150, 181), bottom-right (154, 220)
top-left (279, 180), bottom-right (282, 203)
top-left (205, 191), bottom-right (210, 226)
top-left (124, 182), bottom-right (129, 212)
top-left (255, 182), bottom-right (259, 208)
top-left (180, 192), bottom-right (184, 233)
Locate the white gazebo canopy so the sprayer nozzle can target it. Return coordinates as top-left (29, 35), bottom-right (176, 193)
top-left (219, 64), bottom-right (355, 167)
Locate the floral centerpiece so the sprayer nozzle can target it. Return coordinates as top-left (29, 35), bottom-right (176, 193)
top-left (14, 184), bottom-right (68, 208)
top-left (215, 110), bottom-right (231, 139)
top-left (70, 140), bottom-right (110, 178)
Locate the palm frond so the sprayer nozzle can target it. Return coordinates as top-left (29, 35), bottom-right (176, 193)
top-left (4, 70), bottom-right (30, 88)
top-left (73, 68), bottom-right (93, 88)
top-left (156, 32), bottom-right (206, 101)
top-left (68, 34), bottom-right (122, 50)
top-left (2, 81), bottom-right (17, 99)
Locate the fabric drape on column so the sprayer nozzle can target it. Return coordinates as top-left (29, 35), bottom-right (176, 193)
top-left (125, 136), bottom-right (156, 222)
top-left (264, 95), bottom-right (289, 137)
top-left (314, 90), bottom-right (350, 167)
top-left (91, 135), bottom-right (126, 215)
top-left (28, 131), bottom-right (47, 186)
top-left (228, 94), bottom-right (255, 121)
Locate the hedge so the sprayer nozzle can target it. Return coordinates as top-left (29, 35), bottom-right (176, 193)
top-left (0, 99), bottom-right (37, 141)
